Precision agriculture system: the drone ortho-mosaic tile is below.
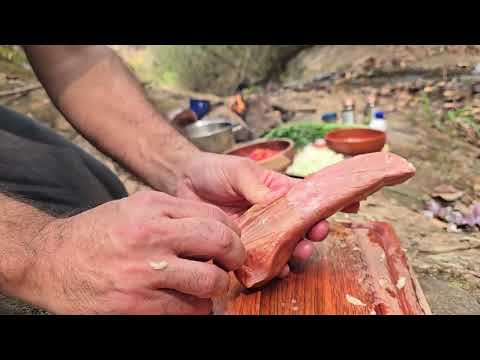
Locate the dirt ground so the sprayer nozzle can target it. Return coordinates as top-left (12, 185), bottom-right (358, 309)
top-left (1, 45), bottom-right (480, 314)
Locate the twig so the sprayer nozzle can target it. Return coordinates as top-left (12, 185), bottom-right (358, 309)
top-left (0, 83), bottom-right (42, 97)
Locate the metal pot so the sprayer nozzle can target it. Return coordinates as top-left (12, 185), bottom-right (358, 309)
top-left (182, 119), bottom-right (235, 153)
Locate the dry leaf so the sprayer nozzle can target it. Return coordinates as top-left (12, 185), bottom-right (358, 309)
top-left (424, 86), bottom-right (435, 93)
top-left (474, 182), bottom-right (480, 195)
top-left (380, 85), bottom-right (392, 96)
top-left (443, 90), bottom-right (465, 101)
top-left (443, 102), bottom-right (460, 110)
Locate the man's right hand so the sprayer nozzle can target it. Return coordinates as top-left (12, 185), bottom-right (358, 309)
top-left (30, 191), bottom-right (246, 315)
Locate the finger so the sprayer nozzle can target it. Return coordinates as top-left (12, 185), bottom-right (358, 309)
top-left (139, 289), bottom-right (212, 315)
top-left (342, 202), bottom-right (360, 214)
top-left (306, 220), bottom-right (330, 242)
top-left (278, 265), bottom-right (290, 279)
top-left (158, 195), bottom-right (241, 236)
top-left (291, 240), bottom-right (315, 262)
top-left (227, 158), bottom-right (280, 205)
top-left (169, 217), bottom-right (246, 271)
top-left (150, 258), bottom-right (230, 299)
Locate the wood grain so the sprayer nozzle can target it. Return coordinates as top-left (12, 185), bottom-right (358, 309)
top-left (213, 221), bottom-right (431, 315)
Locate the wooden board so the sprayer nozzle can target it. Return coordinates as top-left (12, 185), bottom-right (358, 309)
top-left (213, 221), bottom-right (431, 315)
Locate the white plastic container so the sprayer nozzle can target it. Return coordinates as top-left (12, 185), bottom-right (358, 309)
top-left (369, 111), bottom-right (388, 132)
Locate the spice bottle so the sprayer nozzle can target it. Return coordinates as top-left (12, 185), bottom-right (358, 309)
top-left (341, 98), bottom-right (356, 125)
top-left (364, 95), bottom-right (378, 124)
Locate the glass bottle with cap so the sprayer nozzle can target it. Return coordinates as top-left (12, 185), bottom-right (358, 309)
top-left (369, 111), bottom-right (388, 132)
top-left (341, 98), bottom-right (356, 125)
top-left (364, 95), bottom-right (378, 124)
top-left (322, 112), bottom-right (338, 123)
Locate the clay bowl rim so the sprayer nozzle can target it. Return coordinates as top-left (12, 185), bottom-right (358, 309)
top-left (324, 128), bottom-right (387, 156)
top-left (325, 128), bottom-right (386, 144)
top-left (224, 138), bottom-right (295, 165)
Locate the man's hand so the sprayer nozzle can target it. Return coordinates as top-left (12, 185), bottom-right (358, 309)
top-left (174, 152), bottom-right (360, 279)
top-left (27, 191), bottom-right (246, 314)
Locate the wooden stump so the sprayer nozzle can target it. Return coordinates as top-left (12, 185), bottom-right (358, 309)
top-left (213, 221), bottom-right (431, 315)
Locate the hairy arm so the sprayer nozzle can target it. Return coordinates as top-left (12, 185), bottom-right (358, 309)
top-left (0, 194), bottom-right (55, 308)
top-left (23, 45), bottom-right (199, 195)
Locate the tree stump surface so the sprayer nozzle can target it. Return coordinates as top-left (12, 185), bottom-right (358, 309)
top-left (214, 221), bottom-right (431, 315)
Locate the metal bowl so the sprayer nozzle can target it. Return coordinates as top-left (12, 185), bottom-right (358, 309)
top-left (183, 119), bottom-right (235, 153)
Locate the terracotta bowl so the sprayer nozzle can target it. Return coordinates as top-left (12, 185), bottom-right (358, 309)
top-left (225, 138), bottom-right (295, 172)
top-left (325, 128), bottom-right (386, 156)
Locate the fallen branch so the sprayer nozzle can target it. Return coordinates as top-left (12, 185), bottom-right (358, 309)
top-left (0, 83), bottom-right (42, 98)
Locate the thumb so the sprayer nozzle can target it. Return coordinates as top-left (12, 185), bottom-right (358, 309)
top-left (230, 166), bottom-right (286, 206)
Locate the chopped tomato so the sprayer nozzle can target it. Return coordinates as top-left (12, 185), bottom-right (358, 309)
top-left (249, 148), bottom-right (279, 161)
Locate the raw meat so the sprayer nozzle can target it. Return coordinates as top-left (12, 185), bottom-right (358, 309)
top-left (235, 152), bottom-right (416, 289)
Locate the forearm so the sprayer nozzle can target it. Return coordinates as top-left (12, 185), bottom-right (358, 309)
top-left (0, 194), bottom-right (55, 306)
top-left (23, 45), bottom-right (199, 195)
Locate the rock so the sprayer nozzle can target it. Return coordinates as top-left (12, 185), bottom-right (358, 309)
top-left (473, 64), bottom-right (480, 75)
top-left (431, 184), bottom-right (464, 202)
top-left (207, 105), bottom-right (244, 126)
top-left (446, 223), bottom-right (461, 233)
top-left (443, 90), bottom-right (465, 101)
top-left (409, 79), bottom-right (426, 92)
top-left (454, 202), bottom-right (471, 215)
top-left (423, 85), bottom-right (435, 94)
top-left (397, 91), bottom-right (412, 102)
top-left (244, 95), bottom-right (282, 137)
top-left (384, 104), bottom-right (396, 113)
top-left (122, 45), bottom-right (307, 96)
top-left (443, 102), bottom-right (461, 110)
top-left (472, 82), bottom-right (480, 94)
top-left (418, 275), bottom-right (480, 315)
top-left (474, 178), bottom-right (480, 195)
top-left (380, 85), bottom-right (392, 96)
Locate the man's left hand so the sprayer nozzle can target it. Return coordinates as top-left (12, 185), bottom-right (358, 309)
top-left (174, 152), bottom-right (359, 279)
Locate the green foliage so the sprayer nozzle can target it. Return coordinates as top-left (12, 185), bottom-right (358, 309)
top-left (263, 122), bottom-right (364, 148)
top-left (0, 46), bottom-right (27, 65)
top-left (446, 107), bottom-right (480, 135)
top-left (421, 93), bottom-right (445, 131)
